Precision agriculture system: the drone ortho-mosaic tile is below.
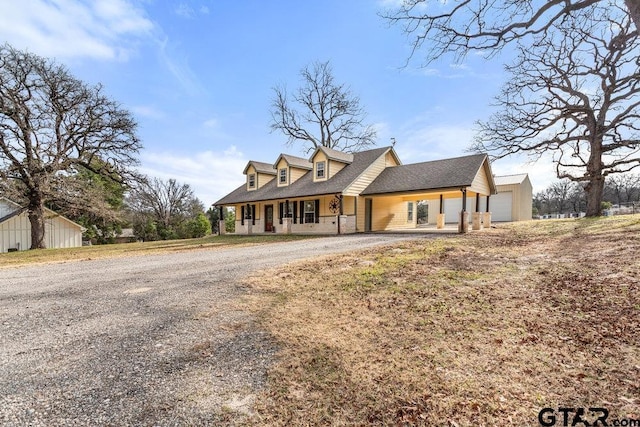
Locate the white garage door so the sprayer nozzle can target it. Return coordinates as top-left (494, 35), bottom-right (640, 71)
top-left (491, 191), bottom-right (513, 222)
top-left (444, 198), bottom-right (463, 223)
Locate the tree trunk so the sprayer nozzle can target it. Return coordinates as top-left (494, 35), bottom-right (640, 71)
top-left (625, 0), bottom-right (640, 31)
top-left (585, 176), bottom-right (605, 217)
top-left (28, 195), bottom-right (47, 249)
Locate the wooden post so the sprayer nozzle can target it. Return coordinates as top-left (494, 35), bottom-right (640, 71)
top-left (459, 189), bottom-right (468, 233)
top-left (437, 194), bottom-right (445, 229)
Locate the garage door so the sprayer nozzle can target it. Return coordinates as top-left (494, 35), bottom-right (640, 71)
top-left (444, 198), bottom-right (463, 223)
top-left (491, 191), bottom-right (513, 222)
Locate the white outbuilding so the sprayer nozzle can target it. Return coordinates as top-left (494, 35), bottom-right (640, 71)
top-left (491, 174), bottom-right (533, 222)
top-left (0, 197), bottom-right (83, 252)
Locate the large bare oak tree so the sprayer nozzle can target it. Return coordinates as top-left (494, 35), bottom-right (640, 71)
top-left (0, 44), bottom-right (141, 248)
top-left (381, 0), bottom-right (640, 64)
top-left (270, 60), bottom-right (377, 153)
top-left (472, 4), bottom-right (640, 216)
top-left (126, 177), bottom-right (205, 240)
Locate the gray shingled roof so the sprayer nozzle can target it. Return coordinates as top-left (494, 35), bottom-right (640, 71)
top-left (214, 146), bottom-right (391, 205)
top-left (315, 146), bottom-right (354, 164)
top-left (361, 153), bottom-right (490, 195)
top-left (277, 154), bottom-right (312, 170)
top-left (243, 161), bottom-right (276, 175)
top-left (0, 207), bottom-right (26, 224)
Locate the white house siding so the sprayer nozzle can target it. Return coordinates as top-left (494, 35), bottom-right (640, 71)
top-left (1, 210), bottom-right (82, 252)
top-left (45, 216), bottom-right (83, 248)
top-left (0, 213), bottom-right (30, 252)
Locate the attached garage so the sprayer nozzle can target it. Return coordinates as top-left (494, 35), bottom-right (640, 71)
top-left (493, 174), bottom-right (533, 222)
top-left (424, 174), bottom-right (532, 223)
top-left (490, 191), bottom-right (514, 222)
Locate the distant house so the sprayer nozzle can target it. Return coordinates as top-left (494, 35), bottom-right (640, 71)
top-left (214, 146), bottom-right (504, 234)
top-left (0, 197), bottom-right (83, 252)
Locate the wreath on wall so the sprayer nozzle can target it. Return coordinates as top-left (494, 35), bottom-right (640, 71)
top-left (329, 197), bottom-right (340, 214)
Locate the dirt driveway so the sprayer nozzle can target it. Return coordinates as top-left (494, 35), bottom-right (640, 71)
top-left (0, 234), bottom-right (426, 426)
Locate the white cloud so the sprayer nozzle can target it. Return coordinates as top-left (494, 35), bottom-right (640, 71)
top-left (130, 105), bottom-right (166, 120)
top-left (0, 0), bottom-right (154, 60)
top-left (139, 147), bottom-right (248, 207)
top-left (175, 3), bottom-right (195, 18)
top-left (202, 118), bottom-right (219, 128)
top-left (394, 124), bottom-right (475, 162)
top-left (156, 37), bottom-right (203, 96)
top-left (492, 154), bottom-right (557, 193)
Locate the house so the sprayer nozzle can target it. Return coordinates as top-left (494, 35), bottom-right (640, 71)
top-left (0, 197), bottom-right (83, 251)
top-left (425, 173), bottom-right (533, 223)
top-left (214, 146), bottom-right (502, 234)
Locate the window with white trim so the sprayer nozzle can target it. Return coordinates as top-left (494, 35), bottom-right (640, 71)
top-left (316, 161), bottom-right (325, 179)
top-left (248, 174), bottom-right (256, 188)
top-left (304, 200), bottom-right (315, 224)
top-left (279, 168), bottom-right (287, 184)
top-left (407, 202), bottom-right (414, 222)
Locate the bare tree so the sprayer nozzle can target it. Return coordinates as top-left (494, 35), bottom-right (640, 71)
top-left (270, 60), bottom-right (377, 154)
top-left (381, 0), bottom-right (640, 64)
top-left (127, 177), bottom-right (205, 240)
top-left (0, 44), bottom-right (141, 248)
top-left (605, 173), bottom-right (640, 204)
top-left (472, 5), bottom-right (640, 216)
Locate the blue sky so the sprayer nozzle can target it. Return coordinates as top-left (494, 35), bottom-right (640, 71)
top-left (0, 0), bottom-right (554, 207)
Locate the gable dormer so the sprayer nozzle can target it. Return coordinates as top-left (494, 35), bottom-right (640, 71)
top-left (273, 154), bottom-right (312, 187)
top-left (310, 146), bottom-right (354, 182)
top-left (243, 161), bottom-right (276, 191)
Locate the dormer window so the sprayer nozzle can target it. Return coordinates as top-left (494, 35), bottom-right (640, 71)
top-left (316, 161), bottom-right (325, 179)
top-left (279, 168), bottom-right (287, 184)
top-left (248, 174), bottom-right (256, 188)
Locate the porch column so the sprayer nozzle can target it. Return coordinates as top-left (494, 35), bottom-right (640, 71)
top-left (245, 203), bottom-right (253, 235)
top-left (437, 194), bottom-right (445, 229)
top-left (472, 194), bottom-right (483, 230)
top-left (483, 195), bottom-right (492, 228)
top-left (218, 206), bottom-right (225, 235)
top-left (337, 195), bottom-right (344, 235)
top-left (459, 189), bottom-right (469, 233)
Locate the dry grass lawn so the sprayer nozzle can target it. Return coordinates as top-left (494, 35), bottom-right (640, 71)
top-left (243, 216), bottom-right (640, 426)
top-left (0, 234), bottom-right (315, 268)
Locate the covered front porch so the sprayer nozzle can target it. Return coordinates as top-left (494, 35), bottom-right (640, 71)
top-left (360, 187), bottom-right (494, 234)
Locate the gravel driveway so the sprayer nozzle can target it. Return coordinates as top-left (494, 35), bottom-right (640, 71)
top-left (0, 234), bottom-right (426, 426)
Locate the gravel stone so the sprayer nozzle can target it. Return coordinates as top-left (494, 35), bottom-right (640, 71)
top-left (0, 234), bottom-right (428, 426)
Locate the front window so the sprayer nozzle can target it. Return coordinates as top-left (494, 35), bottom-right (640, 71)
top-left (279, 168), bottom-right (287, 184)
top-left (408, 202), bottom-right (414, 221)
top-left (283, 201), bottom-right (294, 217)
top-left (248, 174), bottom-right (255, 188)
top-left (304, 200), bottom-right (315, 224)
top-left (316, 161), bottom-right (325, 179)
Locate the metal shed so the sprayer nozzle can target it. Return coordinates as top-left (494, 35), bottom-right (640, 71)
top-left (0, 198), bottom-right (83, 252)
